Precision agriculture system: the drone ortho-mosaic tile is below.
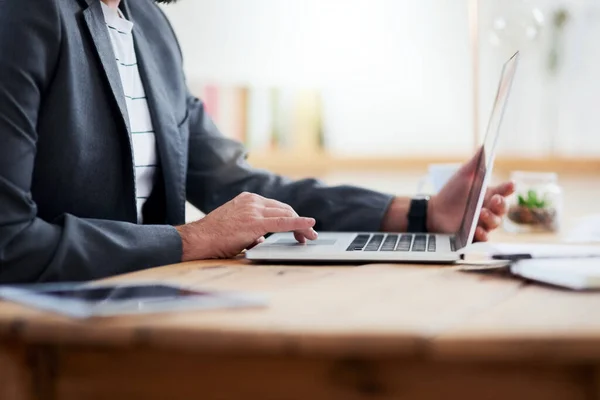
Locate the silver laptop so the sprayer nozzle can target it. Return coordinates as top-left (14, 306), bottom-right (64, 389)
top-left (246, 52), bottom-right (519, 264)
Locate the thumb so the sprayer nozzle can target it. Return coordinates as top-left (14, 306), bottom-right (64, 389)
top-left (488, 181), bottom-right (516, 198)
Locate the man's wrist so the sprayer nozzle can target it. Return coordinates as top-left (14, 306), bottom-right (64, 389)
top-left (175, 223), bottom-right (210, 262)
top-left (381, 197), bottom-right (410, 232)
top-left (382, 195), bottom-right (443, 233)
top-left (175, 225), bottom-right (192, 262)
top-left (426, 195), bottom-right (440, 233)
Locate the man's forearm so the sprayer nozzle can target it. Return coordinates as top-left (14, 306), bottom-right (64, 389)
top-left (0, 215), bottom-right (182, 283)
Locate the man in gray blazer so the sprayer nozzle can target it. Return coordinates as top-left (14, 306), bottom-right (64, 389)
top-left (0, 0), bottom-right (513, 283)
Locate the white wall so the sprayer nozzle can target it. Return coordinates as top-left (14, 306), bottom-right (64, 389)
top-left (479, 0), bottom-right (600, 157)
top-left (161, 0), bottom-right (474, 157)
top-left (161, 0), bottom-right (600, 159)
top-left (556, 2), bottom-right (600, 157)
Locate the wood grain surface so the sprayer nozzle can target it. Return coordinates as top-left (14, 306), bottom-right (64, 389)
top-left (0, 257), bottom-right (599, 362)
top-left (2, 177), bottom-right (600, 399)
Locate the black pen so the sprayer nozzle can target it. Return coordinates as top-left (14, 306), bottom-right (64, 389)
top-left (491, 253), bottom-right (533, 261)
top-left (491, 254), bottom-right (600, 262)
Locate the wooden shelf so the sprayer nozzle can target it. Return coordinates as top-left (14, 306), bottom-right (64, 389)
top-left (246, 151), bottom-right (600, 176)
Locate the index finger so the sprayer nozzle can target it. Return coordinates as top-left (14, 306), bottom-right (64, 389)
top-left (262, 217), bottom-right (316, 233)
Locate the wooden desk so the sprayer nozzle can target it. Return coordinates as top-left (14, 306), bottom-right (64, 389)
top-left (1, 233), bottom-right (600, 400)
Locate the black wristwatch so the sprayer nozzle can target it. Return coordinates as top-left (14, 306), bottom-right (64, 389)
top-left (407, 196), bottom-right (430, 233)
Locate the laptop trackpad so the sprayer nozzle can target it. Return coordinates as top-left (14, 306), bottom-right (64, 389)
top-left (271, 239), bottom-right (338, 247)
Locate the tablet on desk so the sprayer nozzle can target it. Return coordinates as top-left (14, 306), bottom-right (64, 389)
top-left (0, 283), bottom-right (267, 318)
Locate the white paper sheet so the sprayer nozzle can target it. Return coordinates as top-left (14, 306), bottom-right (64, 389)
top-left (511, 258), bottom-right (600, 290)
top-left (464, 242), bottom-right (600, 259)
top-left (564, 214), bottom-right (600, 243)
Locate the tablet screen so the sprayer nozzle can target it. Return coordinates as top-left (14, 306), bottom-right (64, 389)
top-left (0, 283), bottom-right (267, 318)
top-left (37, 285), bottom-right (207, 302)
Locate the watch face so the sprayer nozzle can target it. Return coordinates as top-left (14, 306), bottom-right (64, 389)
top-left (409, 198), bottom-right (429, 216)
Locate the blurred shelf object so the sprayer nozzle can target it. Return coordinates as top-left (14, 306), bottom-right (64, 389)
top-left (191, 82), bottom-right (324, 154)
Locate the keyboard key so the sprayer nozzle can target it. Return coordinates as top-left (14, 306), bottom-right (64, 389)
top-left (412, 235), bottom-right (427, 252)
top-left (395, 234), bottom-right (413, 251)
top-left (346, 234), bottom-right (371, 251)
top-left (427, 236), bottom-right (437, 252)
top-left (380, 235), bottom-right (398, 251)
top-left (364, 234), bottom-right (384, 251)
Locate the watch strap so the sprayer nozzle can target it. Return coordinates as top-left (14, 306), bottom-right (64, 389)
top-left (407, 197), bottom-right (429, 233)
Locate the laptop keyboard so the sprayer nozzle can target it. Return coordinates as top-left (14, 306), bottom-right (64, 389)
top-left (363, 234), bottom-right (384, 251)
top-left (346, 234), bottom-right (437, 252)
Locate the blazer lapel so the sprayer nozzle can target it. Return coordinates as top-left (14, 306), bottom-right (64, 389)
top-left (122, 4), bottom-right (187, 225)
top-left (81, 0), bottom-right (138, 222)
top-left (82, 1), bottom-right (131, 135)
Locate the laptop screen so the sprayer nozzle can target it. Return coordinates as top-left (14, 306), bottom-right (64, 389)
top-left (454, 52), bottom-right (519, 250)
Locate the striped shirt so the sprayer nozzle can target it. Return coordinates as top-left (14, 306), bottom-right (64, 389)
top-left (101, 2), bottom-right (157, 223)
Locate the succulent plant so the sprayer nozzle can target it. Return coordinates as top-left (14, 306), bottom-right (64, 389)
top-left (517, 190), bottom-right (548, 209)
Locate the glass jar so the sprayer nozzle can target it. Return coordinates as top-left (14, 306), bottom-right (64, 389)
top-left (504, 171), bottom-right (563, 233)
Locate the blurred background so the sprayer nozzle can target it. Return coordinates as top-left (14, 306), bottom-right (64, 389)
top-left (159, 0), bottom-right (600, 228)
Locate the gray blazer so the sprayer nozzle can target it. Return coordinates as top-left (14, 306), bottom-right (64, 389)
top-left (0, 0), bottom-right (393, 283)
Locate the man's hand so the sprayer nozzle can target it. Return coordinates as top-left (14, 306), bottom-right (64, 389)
top-left (382, 151), bottom-right (515, 241)
top-left (176, 192), bottom-right (318, 261)
top-left (427, 151), bottom-right (515, 241)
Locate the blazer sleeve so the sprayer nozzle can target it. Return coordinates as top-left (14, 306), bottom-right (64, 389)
top-left (0, 0), bottom-right (182, 283)
top-left (184, 94), bottom-right (395, 232)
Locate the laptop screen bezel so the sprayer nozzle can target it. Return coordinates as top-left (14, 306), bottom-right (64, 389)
top-left (455, 51), bottom-right (520, 250)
